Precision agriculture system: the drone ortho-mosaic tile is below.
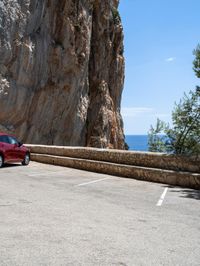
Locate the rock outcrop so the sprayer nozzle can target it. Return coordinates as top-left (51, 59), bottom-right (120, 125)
top-left (0, 0), bottom-right (125, 148)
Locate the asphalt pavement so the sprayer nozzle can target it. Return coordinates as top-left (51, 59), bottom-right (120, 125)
top-left (0, 162), bottom-right (199, 266)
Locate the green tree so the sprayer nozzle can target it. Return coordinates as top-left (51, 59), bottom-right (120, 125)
top-left (193, 44), bottom-right (200, 78)
top-left (168, 87), bottom-right (200, 154)
top-left (148, 87), bottom-right (200, 155)
top-left (148, 45), bottom-right (200, 155)
top-left (148, 119), bottom-right (171, 152)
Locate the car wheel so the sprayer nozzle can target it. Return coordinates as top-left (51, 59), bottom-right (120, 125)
top-left (0, 155), bottom-right (4, 168)
top-left (22, 153), bottom-right (30, 166)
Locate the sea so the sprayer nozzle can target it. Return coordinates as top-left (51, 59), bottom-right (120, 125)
top-left (125, 135), bottom-right (149, 151)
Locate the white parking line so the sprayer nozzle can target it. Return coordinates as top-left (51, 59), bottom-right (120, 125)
top-left (76, 177), bottom-right (110, 187)
top-left (156, 187), bottom-right (168, 206)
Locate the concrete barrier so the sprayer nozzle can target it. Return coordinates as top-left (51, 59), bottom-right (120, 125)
top-left (26, 144), bottom-right (200, 173)
top-left (31, 153), bottom-right (200, 189)
top-left (26, 145), bottom-right (200, 189)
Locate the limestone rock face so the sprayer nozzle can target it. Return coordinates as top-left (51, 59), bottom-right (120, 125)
top-left (0, 0), bottom-right (125, 148)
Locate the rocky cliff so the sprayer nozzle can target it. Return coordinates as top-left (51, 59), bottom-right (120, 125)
top-left (0, 0), bottom-right (125, 149)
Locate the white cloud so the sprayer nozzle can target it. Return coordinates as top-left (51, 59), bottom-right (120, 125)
top-left (121, 107), bottom-right (154, 117)
top-left (165, 57), bottom-right (176, 62)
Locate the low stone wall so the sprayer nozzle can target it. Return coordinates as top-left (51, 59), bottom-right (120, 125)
top-left (26, 144), bottom-right (200, 173)
top-left (26, 145), bottom-right (200, 189)
top-left (31, 153), bottom-right (200, 189)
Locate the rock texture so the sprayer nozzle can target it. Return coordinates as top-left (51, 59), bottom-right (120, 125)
top-left (0, 0), bottom-right (125, 148)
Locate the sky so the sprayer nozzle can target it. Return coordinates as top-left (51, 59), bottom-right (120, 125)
top-left (119, 0), bottom-right (200, 135)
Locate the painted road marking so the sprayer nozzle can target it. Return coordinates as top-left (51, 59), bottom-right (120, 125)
top-left (156, 187), bottom-right (168, 206)
top-left (76, 177), bottom-right (110, 187)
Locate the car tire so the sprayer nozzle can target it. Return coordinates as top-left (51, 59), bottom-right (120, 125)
top-left (22, 153), bottom-right (30, 166)
top-left (0, 155), bottom-right (4, 168)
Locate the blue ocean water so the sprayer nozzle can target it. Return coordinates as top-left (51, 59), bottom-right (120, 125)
top-left (125, 135), bottom-right (148, 151)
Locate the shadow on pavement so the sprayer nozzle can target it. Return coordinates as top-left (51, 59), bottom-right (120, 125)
top-left (162, 184), bottom-right (200, 201)
top-left (1, 164), bottom-right (21, 168)
top-left (177, 189), bottom-right (200, 200)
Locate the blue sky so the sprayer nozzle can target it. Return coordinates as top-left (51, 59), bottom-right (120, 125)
top-left (119, 0), bottom-right (200, 135)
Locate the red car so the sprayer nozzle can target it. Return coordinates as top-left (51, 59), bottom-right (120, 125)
top-left (0, 133), bottom-right (30, 168)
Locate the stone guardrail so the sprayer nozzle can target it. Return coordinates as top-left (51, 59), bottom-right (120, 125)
top-left (26, 144), bottom-right (200, 173)
top-left (26, 145), bottom-right (200, 189)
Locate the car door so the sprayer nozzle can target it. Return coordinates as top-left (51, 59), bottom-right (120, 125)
top-left (8, 136), bottom-right (21, 162)
top-left (0, 135), bottom-right (13, 162)
top-left (7, 136), bottom-right (24, 161)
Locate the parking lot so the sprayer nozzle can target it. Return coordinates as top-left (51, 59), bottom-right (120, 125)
top-left (0, 162), bottom-right (200, 266)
